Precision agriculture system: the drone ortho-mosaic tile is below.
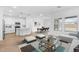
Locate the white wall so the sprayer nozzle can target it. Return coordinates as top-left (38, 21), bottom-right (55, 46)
top-left (33, 15), bottom-right (52, 33)
top-left (0, 9), bottom-right (3, 40)
top-left (25, 15), bottom-right (53, 33)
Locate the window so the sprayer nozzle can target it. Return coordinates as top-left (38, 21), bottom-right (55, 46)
top-left (54, 18), bottom-right (62, 31)
top-left (64, 17), bottom-right (78, 32)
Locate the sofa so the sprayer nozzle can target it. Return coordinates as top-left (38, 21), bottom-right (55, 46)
top-left (69, 32), bottom-right (79, 39)
top-left (57, 35), bottom-right (75, 52)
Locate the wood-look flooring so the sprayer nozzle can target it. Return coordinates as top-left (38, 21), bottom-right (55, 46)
top-left (0, 32), bottom-right (36, 52)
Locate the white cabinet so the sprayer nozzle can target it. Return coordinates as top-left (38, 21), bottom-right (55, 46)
top-left (16, 28), bottom-right (31, 36)
top-left (5, 25), bottom-right (15, 34)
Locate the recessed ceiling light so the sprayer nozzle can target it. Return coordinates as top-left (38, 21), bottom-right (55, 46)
top-left (9, 9), bottom-right (13, 12)
top-left (40, 14), bottom-right (43, 16)
top-left (57, 6), bottom-right (61, 8)
top-left (12, 6), bottom-right (17, 8)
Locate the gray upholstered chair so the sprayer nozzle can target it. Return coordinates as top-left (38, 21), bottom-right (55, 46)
top-left (57, 35), bottom-right (74, 51)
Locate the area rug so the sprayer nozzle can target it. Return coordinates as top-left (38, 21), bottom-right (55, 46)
top-left (20, 45), bottom-right (38, 52)
top-left (55, 46), bottom-right (65, 52)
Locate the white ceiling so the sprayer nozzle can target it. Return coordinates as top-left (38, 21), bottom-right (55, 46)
top-left (1, 6), bottom-right (78, 16)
